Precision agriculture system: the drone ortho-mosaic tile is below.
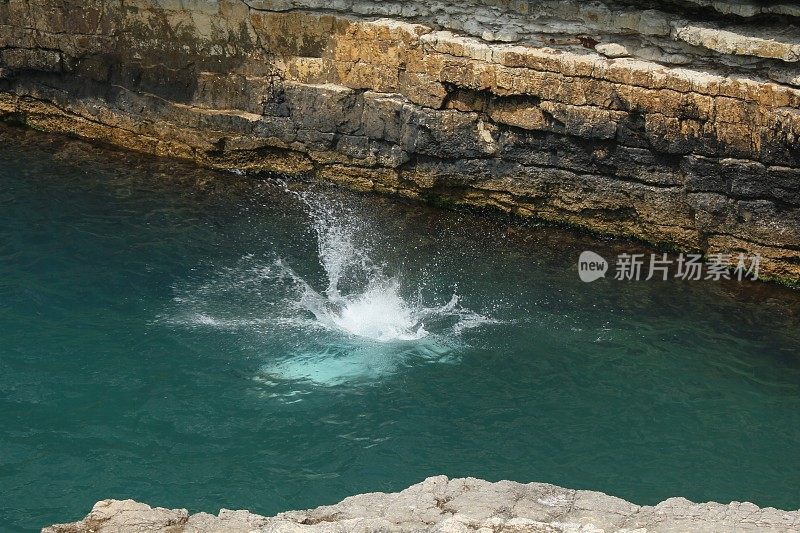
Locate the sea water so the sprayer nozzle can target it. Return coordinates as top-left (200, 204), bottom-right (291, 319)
top-left (1, 126), bottom-right (799, 531)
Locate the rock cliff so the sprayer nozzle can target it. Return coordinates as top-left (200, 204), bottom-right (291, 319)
top-left (2, 0), bottom-right (800, 280)
top-left (42, 475), bottom-right (800, 532)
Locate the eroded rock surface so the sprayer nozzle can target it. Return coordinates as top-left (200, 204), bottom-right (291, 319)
top-left (2, 0), bottom-right (800, 280)
top-left (42, 475), bottom-right (800, 532)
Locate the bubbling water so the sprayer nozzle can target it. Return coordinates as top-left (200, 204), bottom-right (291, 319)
top-left (165, 185), bottom-right (496, 385)
top-left (274, 189), bottom-right (493, 343)
top-left (304, 279), bottom-right (429, 342)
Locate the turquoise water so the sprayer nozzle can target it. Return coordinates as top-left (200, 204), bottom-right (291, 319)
top-left (1, 126), bottom-right (800, 531)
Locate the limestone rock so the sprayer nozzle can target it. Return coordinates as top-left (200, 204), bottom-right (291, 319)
top-left (596, 43), bottom-right (629, 58)
top-left (42, 476), bottom-right (800, 532)
top-left (43, 499), bottom-right (189, 532)
top-left (672, 22), bottom-right (800, 62)
top-left (2, 0), bottom-right (800, 282)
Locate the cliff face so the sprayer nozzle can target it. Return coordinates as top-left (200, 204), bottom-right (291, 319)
top-left (2, 0), bottom-right (800, 280)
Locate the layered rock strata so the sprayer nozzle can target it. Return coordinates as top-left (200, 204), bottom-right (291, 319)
top-left (43, 475), bottom-right (800, 532)
top-left (2, 0), bottom-right (800, 280)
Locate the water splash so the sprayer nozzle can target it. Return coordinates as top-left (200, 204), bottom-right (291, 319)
top-left (298, 274), bottom-right (430, 342)
top-left (164, 186), bottom-right (496, 386)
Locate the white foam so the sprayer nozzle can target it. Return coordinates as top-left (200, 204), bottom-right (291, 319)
top-left (164, 189), bottom-right (499, 386)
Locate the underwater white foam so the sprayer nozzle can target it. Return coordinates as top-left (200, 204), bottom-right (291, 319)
top-left (163, 187), bottom-right (498, 386)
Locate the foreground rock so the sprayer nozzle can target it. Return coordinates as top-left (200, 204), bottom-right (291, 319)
top-left (2, 1), bottom-right (800, 281)
top-left (43, 476), bottom-right (799, 532)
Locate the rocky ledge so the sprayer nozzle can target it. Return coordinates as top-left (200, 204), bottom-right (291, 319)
top-left (2, 1), bottom-right (800, 281)
top-left (43, 476), bottom-right (800, 532)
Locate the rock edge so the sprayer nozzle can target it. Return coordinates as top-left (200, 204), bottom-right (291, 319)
top-left (43, 475), bottom-right (800, 532)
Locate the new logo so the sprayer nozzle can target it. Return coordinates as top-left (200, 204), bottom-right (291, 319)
top-left (578, 251), bottom-right (608, 282)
